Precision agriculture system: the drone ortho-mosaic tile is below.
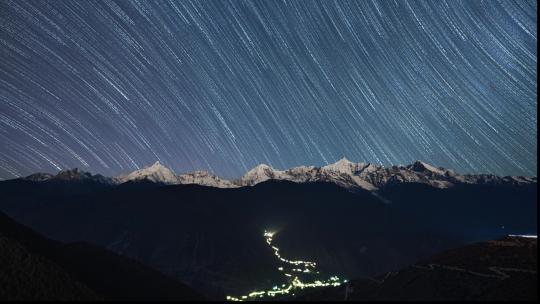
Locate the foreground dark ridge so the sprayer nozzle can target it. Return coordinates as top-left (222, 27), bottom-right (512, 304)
top-left (0, 211), bottom-right (204, 301)
top-left (294, 236), bottom-right (537, 301)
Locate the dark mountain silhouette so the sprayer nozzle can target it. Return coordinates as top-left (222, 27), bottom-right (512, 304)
top-left (295, 236), bottom-right (537, 301)
top-left (0, 211), bottom-right (204, 301)
top-left (0, 177), bottom-right (536, 299)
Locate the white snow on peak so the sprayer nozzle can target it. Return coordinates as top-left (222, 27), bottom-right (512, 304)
top-left (250, 163), bottom-right (273, 171)
top-left (322, 157), bottom-right (356, 173)
top-left (113, 159), bottom-right (536, 191)
top-left (241, 164), bottom-right (285, 186)
top-left (178, 170), bottom-right (238, 188)
top-left (118, 161), bottom-right (178, 184)
top-left (151, 160), bottom-right (163, 167)
top-left (286, 165), bottom-right (317, 175)
top-left (408, 160), bottom-right (446, 175)
top-left (360, 163), bottom-right (380, 174)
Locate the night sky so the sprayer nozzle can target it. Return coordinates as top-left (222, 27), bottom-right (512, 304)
top-left (0, 0), bottom-right (537, 180)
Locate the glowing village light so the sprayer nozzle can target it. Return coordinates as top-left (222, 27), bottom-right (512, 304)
top-left (264, 230), bottom-right (275, 238)
top-left (226, 230), bottom-right (347, 301)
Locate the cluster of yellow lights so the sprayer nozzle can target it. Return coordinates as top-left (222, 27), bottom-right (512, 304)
top-left (226, 230), bottom-right (347, 301)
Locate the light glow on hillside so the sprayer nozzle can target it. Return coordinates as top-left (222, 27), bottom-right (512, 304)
top-left (226, 230), bottom-right (346, 301)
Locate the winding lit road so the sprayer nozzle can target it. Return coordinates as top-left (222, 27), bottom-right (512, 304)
top-left (226, 230), bottom-right (347, 301)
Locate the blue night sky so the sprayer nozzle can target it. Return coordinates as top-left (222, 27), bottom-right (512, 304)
top-left (0, 0), bottom-right (537, 179)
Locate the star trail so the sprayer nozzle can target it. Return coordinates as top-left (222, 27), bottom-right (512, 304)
top-left (0, 0), bottom-right (537, 180)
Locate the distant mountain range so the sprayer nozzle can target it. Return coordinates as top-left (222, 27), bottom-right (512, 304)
top-left (21, 158), bottom-right (537, 191)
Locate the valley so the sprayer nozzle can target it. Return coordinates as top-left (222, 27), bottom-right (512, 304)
top-left (226, 230), bottom-right (346, 301)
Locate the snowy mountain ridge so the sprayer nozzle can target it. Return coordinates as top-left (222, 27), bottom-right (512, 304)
top-left (23, 158), bottom-right (537, 191)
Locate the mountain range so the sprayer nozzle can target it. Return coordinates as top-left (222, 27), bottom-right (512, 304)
top-left (21, 158), bottom-right (537, 191)
top-left (2, 159), bottom-right (537, 299)
top-left (1, 164), bottom-right (536, 298)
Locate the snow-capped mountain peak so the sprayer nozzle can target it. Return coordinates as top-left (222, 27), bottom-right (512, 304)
top-left (118, 161), bottom-right (178, 184)
top-left (240, 164), bottom-right (285, 186)
top-left (250, 163), bottom-right (273, 171)
top-left (177, 170), bottom-right (238, 188)
top-left (245, 164), bottom-right (277, 176)
top-left (25, 168), bottom-right (111, 183)
top-left (147, 161), bottom-right (167, 171)
top-left (407, 160), bottom-right (446, 176)
top-left (44, 158), bottom-right (535, 192)
top-left (322, 157), bottom-right (364, 174)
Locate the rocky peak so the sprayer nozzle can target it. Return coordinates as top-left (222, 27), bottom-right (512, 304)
top-left (407, 160), bottom-right (446, 175)
top-left (50, 168), bottom-right (112, 184)
top-left (55, 168), bottom-right (91, 180)
top-left (244, 164), bottom-right (275, 176)
top-left (241, 164), bottom-right (283, 186)
top-left (24, 172), bottom-right (54, 182)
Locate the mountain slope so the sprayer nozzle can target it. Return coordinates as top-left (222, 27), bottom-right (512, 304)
top-left (0, 235), bottom-right (100, 300)
top-left (0, 211), bottom-right (204, 301)
top-left (296, 236), bottom-right (537, 301)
